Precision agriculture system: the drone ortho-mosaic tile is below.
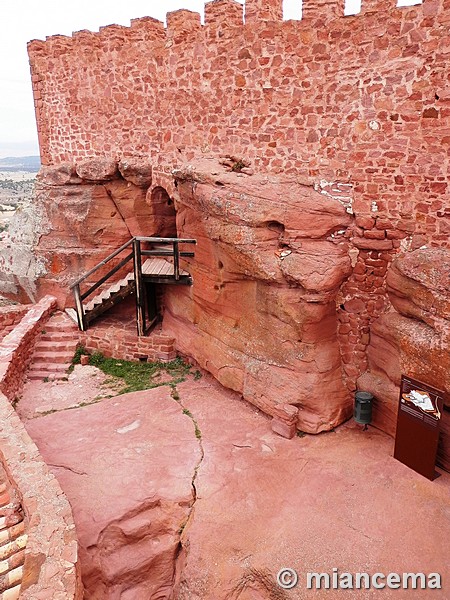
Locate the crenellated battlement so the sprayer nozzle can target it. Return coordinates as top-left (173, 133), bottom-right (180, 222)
top-left (27, 0), bottom-right (449, 250)
top-left (27, 0), bottom-right (431, 49)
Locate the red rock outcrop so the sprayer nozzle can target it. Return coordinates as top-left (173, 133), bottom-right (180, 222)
top-left (24, 387), bottom-right (202, 599)
top-left (0, 163), bottom-right (165, 306)
top-left (358, 248), bottom-right (450, 471)
top-left (19, 375), bottom-right (450, 599)
top-left (162, 160), bottom-right (353, 433)
top-left (1, 155), bottom-right (358, 434)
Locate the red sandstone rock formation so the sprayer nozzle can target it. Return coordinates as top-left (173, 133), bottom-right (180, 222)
top-left (25, 387), bottom-right (202, 599)
top-left (358, 248), bottom-right (450, 471)
top-left (161, 160), bottom-right (353, 433)
top-left (1, 156), bottom-right (357, 434)
top-left (0, 162), bottom-right (160, 305)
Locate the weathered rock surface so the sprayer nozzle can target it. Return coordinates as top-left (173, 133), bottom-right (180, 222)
top-left (37, 162), bottom-right (80, 186)
top-left (76, 158), bottom-right (119, 181)
top-left (1, 157), bottom-right (356, 433)
top-left (164, 161), bottom-right (353, 433)
top-left (358, 248), bottom-right (450, 471)
top-left (118, 158), bottom-right (153, 188)
top-left (0, 167), bottom-right (164, 306)
top-left (20, 374), bottom-right (450, 599)
top-left (175, 378), bottom-right (450, 598)
top-left (24, 387), bottom-right (201, 599)
top-left (387, 247), bottom-right (450, 333)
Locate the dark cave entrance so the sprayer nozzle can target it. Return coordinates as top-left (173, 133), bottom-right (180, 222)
top-left (145, 185), bottom-right (179, 332)
top-left (149, 186), bottom-right (177, 238)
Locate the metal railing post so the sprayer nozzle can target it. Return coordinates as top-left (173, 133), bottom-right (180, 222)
top-left (133, 238), bottom-right (145, 336)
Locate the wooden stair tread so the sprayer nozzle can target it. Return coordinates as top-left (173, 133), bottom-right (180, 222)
top-left (142, 258), bottom-right (189, 277)
top-left (84, 258), bottom-right (188, 313)
top-left (71, 240), bottom-right (194, 332)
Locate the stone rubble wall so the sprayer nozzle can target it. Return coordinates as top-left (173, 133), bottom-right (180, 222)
top-left (0, 394), bottom-right (82, 599)
top-left (0, 296), bottom-right (57, 401)
top-left (81, 319), bottom-right (177, 362)
top-left (0, 296), bottom-right (82, 598)
top-left (27, 0), bottom-right (450, 249)
top-left (0, 306), bottom-right (29, 342)
top-left (358, 248), bottom-right (450, 471)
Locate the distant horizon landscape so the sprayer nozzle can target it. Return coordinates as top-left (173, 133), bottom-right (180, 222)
top-left (0, 155), bottom-right (40, 172)
top-left (0, 142), bottom-right (40, 160)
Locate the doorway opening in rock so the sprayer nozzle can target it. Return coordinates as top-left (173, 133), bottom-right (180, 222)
top-left (145, 186), bottom-right (179, 332)
top-left (150, 186), bottom-right (177, 238)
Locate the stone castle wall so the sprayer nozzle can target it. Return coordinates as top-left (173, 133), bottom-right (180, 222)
top-left (28, 0), bottom-right (449, 249)
top-left (19, 0), bottom-right (450, 441)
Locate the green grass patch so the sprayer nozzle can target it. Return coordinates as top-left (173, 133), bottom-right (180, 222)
top-left (68, 344), bottom-right (87, 373)
top-left (86, 352), bottom-right (191, 395)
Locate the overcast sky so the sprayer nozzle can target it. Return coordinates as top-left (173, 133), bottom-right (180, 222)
top-left (1, 0), bottom-right (418, 159)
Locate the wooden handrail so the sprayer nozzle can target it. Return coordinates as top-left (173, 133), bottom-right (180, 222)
top-left (70, 236), bottom-right (196, 334)
top-left (141, 250), bottom-right (195, 257)
top-left (69, 238), bottom-right (134, 289)
top-left (135, 236), bottom-right (196, 244)
top-left (81, 252), bottom-right (134, 301)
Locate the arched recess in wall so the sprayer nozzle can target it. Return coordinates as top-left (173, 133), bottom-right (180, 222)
top-left (148, 186), bottom-right (178, 237)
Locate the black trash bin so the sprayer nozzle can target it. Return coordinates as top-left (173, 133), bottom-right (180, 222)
top-left (354, 391), bottom-right (373, 425)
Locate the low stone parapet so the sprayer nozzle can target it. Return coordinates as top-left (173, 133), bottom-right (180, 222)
top-left (81, 318), bottom-right (176, 362)
top-left (0, 392), bottom-right (82, 599)
top-left (0, 296), bottom-right (57, 401)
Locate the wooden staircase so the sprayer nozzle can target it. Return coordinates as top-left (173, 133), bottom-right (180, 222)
top-left (69, 237), bottom-right (196, 335)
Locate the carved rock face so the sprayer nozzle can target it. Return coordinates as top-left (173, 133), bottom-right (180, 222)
top-left (2, 158), bottom-right (357, 434)
top-left (163, 165), bottom-right (353, 433)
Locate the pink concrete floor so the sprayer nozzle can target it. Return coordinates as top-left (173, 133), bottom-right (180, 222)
top-left (19, 368), bottom-right (450, 599)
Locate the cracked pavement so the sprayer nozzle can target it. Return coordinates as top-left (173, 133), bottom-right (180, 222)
top-left (16, 366), bottom-right (450, 599)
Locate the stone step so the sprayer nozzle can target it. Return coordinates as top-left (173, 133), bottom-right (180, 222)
top-left (0, 513), bottom-right (23, 532)
top-left (0, 522), bottom-right (25, 545)
top-left (27, 371), bottom-right (68, 381)
top-left (1, 583), bottom-right (21, 600)
top-left (38, 330), bottom-right (78, 342)
top-left (34, 340), bottom-right (78, 352)
top-left (32, 351), bottom-right (74, 364)
top-left (28, 362), bottom-right (70, 373)
top-left (42, 323), bottom-right (78, 333)
top-left (0, 565), bottom-right (24, 593)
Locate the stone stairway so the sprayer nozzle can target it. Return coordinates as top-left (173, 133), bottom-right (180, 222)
top-left (0, 466), bottom-right (26, 600)
top-left (27, 312), bottom-right (80, 382)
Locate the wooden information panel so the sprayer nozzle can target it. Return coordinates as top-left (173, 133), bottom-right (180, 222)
top-left (394, 376), bottom-right (445, 481)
